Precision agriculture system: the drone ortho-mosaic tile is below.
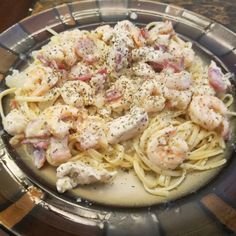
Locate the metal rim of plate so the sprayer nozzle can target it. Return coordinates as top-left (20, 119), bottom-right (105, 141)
top-left (0, 1), bottom-right (236, 235)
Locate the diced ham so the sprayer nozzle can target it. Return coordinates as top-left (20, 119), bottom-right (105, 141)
top-left (105, 89), bottom-right (122, 102)
top-left (163, 57), bottom-right (184, 73)
top-left (97, 68), bottom-right (108, 75)
top-left (148, 58), bottom-right (184, 73)
top-left (154, 44), bottom-right (168, 52)
top-left (10, 99), bottom-right (19, 109)
top-left (140, 28), bottom-right (149, 39)
top-left (33, 149), bottom-right (46, 169)
top-left (22, 138), bottom-right (49, 149)
top-left (37, 55), bottom-right (49, 66)
top-left (75, 75), bottom-right (92, 82)
top-left (46, 136), bottom-right (71, 166)
top-left (147, 61), bottom-right (163, 73)
top-left (115, 52), bottom-right (122, 65)
top-left (208, 61), bottom-right (229, 93)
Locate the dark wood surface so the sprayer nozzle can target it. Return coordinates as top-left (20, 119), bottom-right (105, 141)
top-left (0, 0), bottom-right (34, 33)
top-left (1, 0), bottom-right (236, 33)
top-left (32, 0), bottom-right (236, 33)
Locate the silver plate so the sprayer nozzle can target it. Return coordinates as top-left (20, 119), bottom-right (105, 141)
top-left (0, 1), bottom-right (236, 235)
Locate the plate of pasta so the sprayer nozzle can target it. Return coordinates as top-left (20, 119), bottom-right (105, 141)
top-left (0, 1), bottom-right (236, 236)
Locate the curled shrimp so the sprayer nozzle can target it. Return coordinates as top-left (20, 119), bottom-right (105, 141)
top-left (76, 116), bottom-right (108, 150)
top-left (23, 64), bottom-right (60, 96)
top-left (135, 79), bottom-right (166, 113)
top-left (60, 80), bottom-right (93, 107)
top-left (146, 21), bottom-right (174, 44)
top-left (3, 109), bottom-right (28, 135)
top-left (68, 62), bottom-right (92, 81)
top-left (168, 36), bottom-right (195, 68)
top-left (36, 29), bottom-right (85, 67)
top-left (146, 127), bottom-right (189, 170)
top-left (188, 95), bottom-right (227, 131)
top-left (220, 118), bottom-right (230, 140)
top-left (165, 71), bottom-right (192, 91)
top-left (163, 71), bottom-right (192, 110)
top-left (94, 25), bottom-right (114, 43)
top-left (132, 62), bottom-right (156, 79)
top-left (108, 21), bottom-right (144, 71)
top-left (42, 105), bottom-right (79, 138)
top-left (107, 76), bottom-right (137, 113)
top-left (113, 20), bottom-right (142, 48)
top-left (75, 34), bottom-right (109, 65)
top-left (46, 136), bottom-right (71, 166)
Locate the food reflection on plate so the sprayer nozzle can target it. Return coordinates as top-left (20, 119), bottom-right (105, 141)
top-left (1, 20), bottom-right (235, 205)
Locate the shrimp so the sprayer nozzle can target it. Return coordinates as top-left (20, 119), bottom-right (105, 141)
top-left (107, 42), bottom-right (129, 72)
top-left (192, 66), bottom-right (216, 96)
top-left (219, 118), bottom-right (230, 140)
top-left (131, 46), bottom-right (172, 64)
top-left (75, 35), bottom-right (107, 65)
top-left (46, 136), bottom-right (71, 166)
top-left (25, 105), bottom-right (79, 139)
top-left (25, 118), bottom-right (50, 138)
top-left (208, 61), bottom-right (231, 93)
top-left (35, 29), bottom-right (85, 67)
top-left (164, 89), bottom-right (192, 110)
top-left (165, 71), bottom-right (192, 90)
top-left (3, 109), bottom-right (28, 135)
top-left (135, 79), bottom-right (166, 113)
top-left (107, 21), bottom-right (142, 71)
top-left (22, 138), bottom-right (49, 149)
top-left (68, 62), bottom-right (92, 81)
top-left (113, 20), bottom-right (141, 48)
top-left (146, 21), bottom-right (174, 44)
top-left (168, 37), bottom-right (195, 68)
top-left (163, 71), bottom-right (192, 110)
top-left (23, 64), bottom-right (60, 96)
top-left (132, 62), bottom-right (156, 79)
top-left (60, 80), bottom-right (93, 107)
top-left (93, 25), bottom-right (114, 43)
top-left (90, 73), bottom-right (107, 94)
top-left (76, 116), bottom-right (108, 150)
top-left (146, 127), bottom-right (189, 170)
top-left (107, 76), bottom-right (137, 113)
top-left (188, 95), bottom-right (227, 131)
top-left (42, 105), bottom-right (79, 138)
top-left (193, 83), bottom-right (215, 96)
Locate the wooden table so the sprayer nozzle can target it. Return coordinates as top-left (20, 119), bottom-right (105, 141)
top-left (0, 0), bottom-right (33, 32)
